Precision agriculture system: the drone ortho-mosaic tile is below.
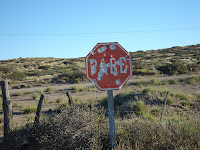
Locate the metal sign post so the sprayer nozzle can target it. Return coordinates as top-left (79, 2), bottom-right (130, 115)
top-left (107, 90), bottom-right (117, 149)
top-left (85, 42), bottom-right (132, 149)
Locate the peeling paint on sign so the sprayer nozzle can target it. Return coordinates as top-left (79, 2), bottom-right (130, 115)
top-left (86, 42), bottom-right (132, 91)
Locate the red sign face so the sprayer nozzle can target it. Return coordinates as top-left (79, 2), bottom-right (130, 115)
top-left (85, 42), bottom-right (132, 91)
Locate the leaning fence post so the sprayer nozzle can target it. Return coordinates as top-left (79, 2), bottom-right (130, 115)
top-left (34, 94), bottom-right (44, 125)
top-left (0, 80), bottom-right (12, 140)
top-left (66, 91), bottom-right (74, 106)
top-left (159, 91), bottom-right (169, 125)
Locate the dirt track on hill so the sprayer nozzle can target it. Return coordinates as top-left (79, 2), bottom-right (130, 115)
top-left (10, 73), bottom-right (200, 94)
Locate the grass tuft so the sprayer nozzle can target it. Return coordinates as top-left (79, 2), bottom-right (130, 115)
top-left (23, 105), bottom-right (37, 114)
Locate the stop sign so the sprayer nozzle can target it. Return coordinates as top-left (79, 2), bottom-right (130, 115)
top-left (85, 42), bottom-right (132, 91)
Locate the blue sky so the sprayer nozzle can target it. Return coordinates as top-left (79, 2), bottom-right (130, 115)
top-left (0, 0), bottom-right (200, 60)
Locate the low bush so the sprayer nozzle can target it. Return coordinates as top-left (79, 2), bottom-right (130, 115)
top-left (167, 79), bottom-right (178, 84)
top-left (162, 80), bottom-right (169, 85)
top-left (37, 89), bottom-right (44, 94)
top-left (8, 71), bottom-right (26, 81)
top-left (134, 101), bottom-right (146, 115)
top-left (167, 98), bottom-right (173, 105)
top-left (180, 101), bottom-right (191, 107)
top-left (188, 76), bottom-right (199, 84)
top-left (149, 79), bottom-right (162, 85)
top-left (72, 85), bottom-right (87, 92)
top-left (98, 93), bottom-right (135, 109)
top-left (23, 105), bottom-right (37, 114)
top-left (131, 80), bottom-right (147, 85)
top-left (13, 103), bottom-right (19, 107)
top-left (32, 93), bottom-right (39, 100)
top-left (46, 87), bottom-right (53, 93)
top-left (196, 94), bottom-right (200, 102)
top-left (178, 78), bottom-right (186, 82)
top-left (0, 116), bottom-right (3, 123)
top-left (56, 98), bottom-right (63, 103)
top-left (57, 70), bottom-right (86, 83)
top-left (12, 91), bottom-right (23, 96)
top-left (175, 93), bottom-right (188, 100)
top-left (142, 88), bottom-right (154, 94)
top-left (142, 114), bottom-right (156, 121)
top-left (150, 107), bottom-right (161, 116)
top-left (4, 107), bottom-right (200, 149)
top-left (129, 101), bottom-right (146, 115)
top-left (133, 69), bottom-right (156, 76)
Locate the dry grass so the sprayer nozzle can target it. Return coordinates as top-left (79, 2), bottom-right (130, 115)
top-left (2, 106), bottom-right (199, 150)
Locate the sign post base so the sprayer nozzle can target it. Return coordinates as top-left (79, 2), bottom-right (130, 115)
top-left (107, 90), bottom-right (117, 150)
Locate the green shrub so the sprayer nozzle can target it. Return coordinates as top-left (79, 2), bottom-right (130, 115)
top-left (8, 71), bottom-right (26, 81)
top-left (0, 116), bottom-right (3, 123)
top-left (142, 114), bottom-right (156, 121)
top-left (98, 93), bottom-right (135, 109)
top-left (24, 91), bottom-right (33, 95)
top-left (74, 78), bottom-right (81, 83)
top-left (20, 83), bottom-right (29, 88)
top-left (178, 78), bottom-right (186, 82)
top-left (46, 87), bottom-right (53, 93)
top-left (131, 101), bottom-right (146, 115)
top-left (188, 76), bottom-right (199, 84)
top-left (133, 69), bottom-right (156, 76)
top-left (44, 98), bottom-right (48, 104)
top-left (72, 85), bottom-right (87, 92)
top-left (12, 91), bottom-right (23, 96)
top-left (196, 94), bottom-right (200, 102)
top-left (162, 80), bottom-right (169, 85)
top-left (167, 98), bottom-right (173, 105)
top-left (131, 80), bottom-right (147, 85)
top-left (180, 101), bottom-right (191, 107)
top-left (32, 93), bottom-right (39, 100)
top-left (37, 89), bottom-right (44, 94)
top-left (159, 91), bottom-right (168, 97)
top-left (57, 70), bottom-right (86, 83)
top-left (23, 105), bottom-right (37, 114)
top-left (175, 93), bottom-right (188, 100)
top-left (142, 88), bottom-right (152, 94)
top-left (149, 79), bottom-right (162, 85)
top-left (150, 108), bottom-right (161, 116)
top-left (167, 79), bottom-right (177, 84)
top-left (56, 98), bottom-right (63, 103)
top-left (157, 61), bottom-right (188, 75)
top-left (13, 103), bottom-right (19, 107)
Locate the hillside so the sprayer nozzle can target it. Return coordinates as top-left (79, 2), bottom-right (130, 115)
top-left (0, 44), bottom-right (200, 149)
top-left (130, 44), bottom-right (200, 75)
top-left (0, 44), bottom-right (200, 88)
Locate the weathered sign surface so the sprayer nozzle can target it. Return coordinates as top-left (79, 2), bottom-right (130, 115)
top-left (85, 42), bottom-right (132, 91)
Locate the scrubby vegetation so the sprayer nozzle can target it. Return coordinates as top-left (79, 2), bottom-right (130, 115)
top-left (0, 44), bottom-right (200, 149)
top-left (1, 76), bottom-right (200, 149)
top-left (130, 44), bottom-right (200, 76)
top-left (0, 44), bottom-right (200, 89)
top-left (1, 105), bottom-right (199, 150)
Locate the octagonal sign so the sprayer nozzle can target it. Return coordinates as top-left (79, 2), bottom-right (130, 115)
top-left (85, 42), bottom-right (132, 91)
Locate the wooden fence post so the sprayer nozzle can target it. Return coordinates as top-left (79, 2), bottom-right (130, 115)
top-left (159, 91), bottom-right (169, 125)
top-left (34, 94), bottom-right (44, 125)
top-left (0, 80), bottom-right (12, 140)
top-left (66, 91), bottom-right (74, 106)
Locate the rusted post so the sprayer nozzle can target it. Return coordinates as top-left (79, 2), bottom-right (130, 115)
top-left (159, 91), bottom-right (169, 125)
top-left (34, 94), bottom-right (44, 125)
top-left (0, 80), bottom-right (12, 140)
top-left (66, 91), bottom-right (74, 106)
